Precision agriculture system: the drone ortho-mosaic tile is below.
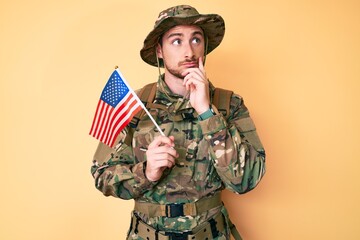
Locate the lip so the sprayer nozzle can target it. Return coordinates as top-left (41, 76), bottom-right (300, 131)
top-left (181, 62), bottom-right (198, 68)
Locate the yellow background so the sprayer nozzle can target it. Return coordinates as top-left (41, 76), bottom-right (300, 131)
top-left (1, 0), bottom-right (359, 239)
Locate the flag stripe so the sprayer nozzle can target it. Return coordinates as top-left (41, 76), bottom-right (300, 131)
top-left (98, 104), bottom-right (115, 141)
top-left (107, 102), bottom-right (142, 146)
top-left (104, 93), bottom-right (140, 144)
top-left (103, 92), bottom-right (136, 144)
top-left (94, 102), bottom-right (110, 139)
top-left (89, 100), bottom-right (102, 135)
top-left (105, 98), bottom-right (142, 145)
top-left (108, 104), bottom-right (142, 147)
top-left (90, 100), bottom-right (106, 137)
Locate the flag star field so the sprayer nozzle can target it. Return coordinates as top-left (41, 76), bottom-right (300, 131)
top-left (101, 71), bottom-right (129, 107)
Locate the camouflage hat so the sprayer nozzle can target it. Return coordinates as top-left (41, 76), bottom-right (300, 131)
top-left (140, 5), bottom-right (225, 67)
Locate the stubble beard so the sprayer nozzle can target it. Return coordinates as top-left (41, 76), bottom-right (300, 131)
top-left (163, 58), bottom-right (197, 80)
top-left (164, 63), bottom-right (184, 80)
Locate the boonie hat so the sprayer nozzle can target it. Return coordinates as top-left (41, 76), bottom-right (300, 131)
top-left (140, 5), bottom-right (225, 67)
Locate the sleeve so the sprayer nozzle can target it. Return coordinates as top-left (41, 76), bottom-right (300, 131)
top-left (90, 127), bottom-right (157, 199)
top-left (198, 94), bottom-right (266, 194)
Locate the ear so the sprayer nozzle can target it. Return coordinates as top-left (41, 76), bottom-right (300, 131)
top-left (156, 43), bottom-right (163, 58)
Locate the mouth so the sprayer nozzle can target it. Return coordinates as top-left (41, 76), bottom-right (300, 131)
top-left (181, 61), bottom-right (198, 68)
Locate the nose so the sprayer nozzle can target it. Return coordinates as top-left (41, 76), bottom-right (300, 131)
top-left (184, 42), bottom-right (195, 59)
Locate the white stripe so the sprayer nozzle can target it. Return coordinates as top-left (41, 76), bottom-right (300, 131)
top-left (98, 103), bottom-right (114, 139)
top-left (104, 92), bottom-right (133, 136)
top-left (104, 94), bottom-right (138, 143)
top-left (95, 91), bottom-right (133, 143)
top-left (90, 100), bottom-right (104, 136)
top-left (91, 100), bottom-right (105, 137)
top-left (106, 102), bottom-right (141, 146)
top-left (97, 105), bottom-right (114, 142)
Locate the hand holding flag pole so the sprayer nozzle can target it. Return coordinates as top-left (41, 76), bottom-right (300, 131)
top-left (89, 67), bottom-right (165, 147)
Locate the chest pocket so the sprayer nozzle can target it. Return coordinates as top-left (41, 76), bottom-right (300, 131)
top-left (179, 122), bottom-right (216, 183)
top-left (132, 112), bottom-right (159, 163)
top-left (190, 138), bottom-right (217, 182)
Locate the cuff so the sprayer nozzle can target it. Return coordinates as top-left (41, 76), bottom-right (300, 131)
top-left (199, 114), bottom-right (227, 135)
top-left (132, 162), bottom-right (157, 191)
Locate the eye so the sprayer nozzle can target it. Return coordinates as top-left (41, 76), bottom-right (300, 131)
top-left (192, 37), bottom-right (201, 44)
top-left (172, 39), bottom-right (181, 45)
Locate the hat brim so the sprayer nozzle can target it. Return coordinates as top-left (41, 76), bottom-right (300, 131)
top-left (140, 14), bottom-right (225, 67)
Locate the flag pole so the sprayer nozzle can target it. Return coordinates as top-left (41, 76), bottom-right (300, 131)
top-left (115, 68), bottom-right (165, 137)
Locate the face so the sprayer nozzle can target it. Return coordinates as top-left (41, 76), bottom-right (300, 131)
top-left (157, 25), bottom-right (205, 79)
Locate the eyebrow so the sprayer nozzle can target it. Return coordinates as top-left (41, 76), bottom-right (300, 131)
top-left (166, 30), bottom-right (204, 39)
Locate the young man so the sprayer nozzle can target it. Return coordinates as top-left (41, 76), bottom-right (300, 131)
top-left (91, 5), bottom-right (266, 240)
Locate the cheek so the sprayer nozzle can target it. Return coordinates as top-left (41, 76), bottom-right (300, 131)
top-left (162, 49), bottom-right (179, 64)
top-left (196, 44), bottom-right (205, 56)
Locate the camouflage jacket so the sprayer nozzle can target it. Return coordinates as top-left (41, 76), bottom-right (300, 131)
top-left (91, 75), bottom-right (266, 232)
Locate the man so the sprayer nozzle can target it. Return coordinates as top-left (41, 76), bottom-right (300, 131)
top-left (91, 5), bottom-right (265, 240)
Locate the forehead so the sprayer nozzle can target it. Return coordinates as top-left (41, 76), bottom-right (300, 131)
top-left (163, 25), bottom-right (204, 37)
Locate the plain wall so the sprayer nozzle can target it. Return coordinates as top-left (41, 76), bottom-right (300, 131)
top-left (1, 0), bottom-right (359, 239)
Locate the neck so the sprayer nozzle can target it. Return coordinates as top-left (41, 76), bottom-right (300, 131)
top-left (163, 70), bottom-right (187, 96)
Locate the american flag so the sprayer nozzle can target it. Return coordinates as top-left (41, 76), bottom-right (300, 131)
top-left (89, 69), bottom-right (142, 147)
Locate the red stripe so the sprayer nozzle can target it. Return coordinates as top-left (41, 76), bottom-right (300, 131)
top-left (105, 97), bottom-right (139, 145)
top-left (99, 106), bottom-right (115, 142)
top-left (90, 100), bottom-right (106, 137)
top-left (89, 100), bottom-right (102, 135)
top-left (108, 104), bottom-right (142, 147)
top-left (104, 93), bottom-right (138, 144)
top-left (95, 103), bottom-right (111, 139)
top-left (105, 99), bottom-right (141, 146)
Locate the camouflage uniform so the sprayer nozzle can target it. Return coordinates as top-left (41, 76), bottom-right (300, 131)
top-left (91, 75), bottom-right (266, 239)
top-left (91, 4), bottom-right (265, 240)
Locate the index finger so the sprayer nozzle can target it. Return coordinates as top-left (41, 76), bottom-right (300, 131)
top-left (148, 135), bottom-right (175, 149)
top-left (199, 56), bottom-right (204, 72)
